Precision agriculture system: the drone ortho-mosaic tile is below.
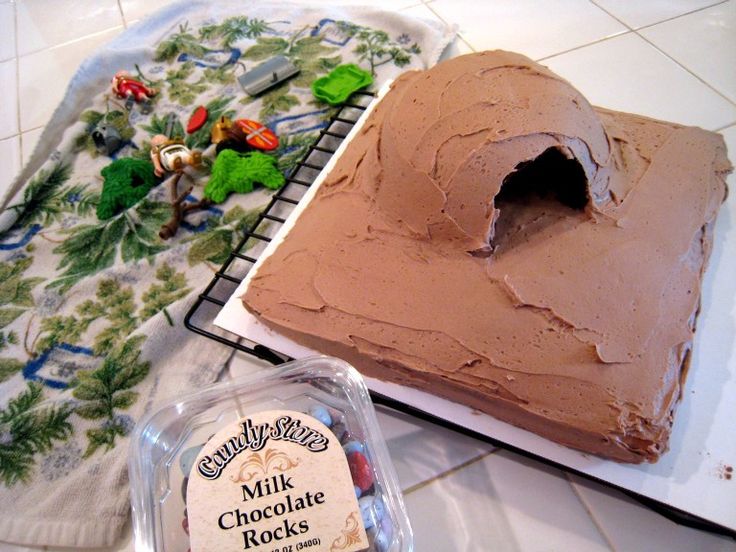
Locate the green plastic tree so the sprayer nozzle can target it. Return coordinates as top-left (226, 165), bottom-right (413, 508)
top-left (204, 150), bottom-right (285, 204)
top-left (97, 158), bottom-right (159, 220)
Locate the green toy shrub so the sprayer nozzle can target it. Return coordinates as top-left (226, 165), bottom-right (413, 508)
top-left (204, 150), bottom-right (285, 204)
top-left (97, 158), bottom-right (158, 220)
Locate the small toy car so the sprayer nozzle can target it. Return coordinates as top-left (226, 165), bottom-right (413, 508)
top-left (237, 55), bottom-right (300, 96)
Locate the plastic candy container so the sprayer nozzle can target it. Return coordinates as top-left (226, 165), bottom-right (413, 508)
top-left (129, 356), bottom-right (413, 552)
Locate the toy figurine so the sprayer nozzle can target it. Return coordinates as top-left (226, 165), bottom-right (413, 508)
top-left (204, 149), bottom-right (285, 203)
top-left (97, 158), bottom-right (158, 220)
top-left (234, 119), bottom-right (279, 151)
top-left (210, 116), bottom-right (233, 145)
top-left (237, 55), bottom-right (299, 96)
top-left (111, 71), bottom-right (158, 113)
top-left (209, 116), bottom-right (279, 153)
top-left (210, 116), bottom-right (250, 154)
top-left (90, 123), bottom-right (122, 156)
top-left (149, 134), bottom-right (202, 177)
top-left (311, 64), bottom-right (373, 106)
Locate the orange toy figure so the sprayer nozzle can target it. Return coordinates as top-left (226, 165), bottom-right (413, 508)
top-left (112, 71), bottom-right (157, 113)
top-left (149, 135), bottom-right (202, 178)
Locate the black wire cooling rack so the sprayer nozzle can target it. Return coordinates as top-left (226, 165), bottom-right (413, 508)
top-left (184, 90), bottom-right (734, 540)
top-left (184, 90), bottom-right (375, 365)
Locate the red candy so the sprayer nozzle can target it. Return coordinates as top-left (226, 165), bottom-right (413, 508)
top-left (348, 451), bottom-right (373, 492)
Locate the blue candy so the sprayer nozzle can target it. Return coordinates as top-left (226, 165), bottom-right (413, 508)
top-left (373, 495), bottom-right (385, 521)
top-left (179, 444), bottom-right (204, 476)
top-left (342, 440), bottom-right (365, 456)
top-left (359, 495), bottom-right (378, 530)
top-left (354, 485), bottom-right (362, 499)
top-left (373, 513), bottom-right (393, 552)
top-left (330, 422), bottom-right (347, 442)
top-left (373, 529), bottom-right (391, 552)
top-left (308, 405), bottom-right (332, 428)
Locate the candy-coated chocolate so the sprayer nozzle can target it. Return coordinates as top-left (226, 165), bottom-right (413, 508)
top-left (330, 422), bottom-right (347, 442)
top-left (179, 444), bottom-right (204, 476)
top-left (342, 440), bottom-right (364, 456)
top-left (373, 514), bottom-right (393, 552)
top-left (308, 405), bottom-right (332, 428)
top-left (328, 409), bottom-right (345, 427)
top-left (354, 485), bottom-right (362, 499)
top-left (373, 495), bottom-right (386, 521)
top-left (340, 428), bottom-right (364, 445)
top-left (358, 495), bottom-right (378, 530)
top-left (348, 450), bottom-right (373, 492)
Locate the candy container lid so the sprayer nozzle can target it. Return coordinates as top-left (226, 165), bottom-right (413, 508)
top-left (129, 355), bottom-right (413, 552)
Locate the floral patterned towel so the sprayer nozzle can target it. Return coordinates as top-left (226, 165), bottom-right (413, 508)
top-left (0, 1), bottom-right (454, 546)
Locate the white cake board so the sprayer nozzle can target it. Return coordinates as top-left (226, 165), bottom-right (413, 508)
top-left (215, 81), bottom-right (736, 533)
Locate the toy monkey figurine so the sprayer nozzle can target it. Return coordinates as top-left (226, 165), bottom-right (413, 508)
top-left (111, 71), bottom-right (157, 113)
top-left (149, 134), bottom-right (202, 177)
top-left (148, 135), bottom-right (207, 240)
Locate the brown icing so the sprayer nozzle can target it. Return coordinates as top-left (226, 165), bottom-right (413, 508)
top-left (242, 51), bottom-right (732, 463)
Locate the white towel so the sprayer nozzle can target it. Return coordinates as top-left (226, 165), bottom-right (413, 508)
top-left (0, 0), bottom-right (455, 546)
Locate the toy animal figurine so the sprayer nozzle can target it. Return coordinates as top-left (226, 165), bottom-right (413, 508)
top-left (91, 123), bottom-right (122, 156)
top-left (149, 134), bottom-right (202, 177)
top-left (209, 116), bottom-right (279, 154)
top-left (210, 116), bottom-right (233, 144)
top-left (111, 71), bottom-right (157, 113)
top-left (211, 116), bottom-right (251, 154)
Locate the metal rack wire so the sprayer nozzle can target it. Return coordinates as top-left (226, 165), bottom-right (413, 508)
top-left (184, 91), bottom-right (375, 365)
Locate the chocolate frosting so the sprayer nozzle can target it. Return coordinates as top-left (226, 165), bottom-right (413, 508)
top-left (243, 51), bottom-right (732, 463)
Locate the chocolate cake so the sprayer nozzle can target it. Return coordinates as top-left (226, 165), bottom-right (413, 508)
top-left (242, 51), bottom-right (732, 463)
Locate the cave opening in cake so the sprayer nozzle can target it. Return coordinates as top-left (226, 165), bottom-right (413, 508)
top-left (491, 146), bottom-right (589, 252)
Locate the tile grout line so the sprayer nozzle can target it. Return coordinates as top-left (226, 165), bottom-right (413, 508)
top-left (535, 30), bottom-right (633, 63)
top-left (587, 0), bottom-right (636, 32)
top-left (421, 1), bottom-right (476, 52)
top-left (565, 473), bottom-right (618, 552)
top-left (715, 121), bottom-right (736, 132)
top-left (633, 31), bottom-right (736, 109)
top-left (592, 0), bottom-right (728, 33)
top-left (117, 0), bottom-right (129, 29)
top-left (17, 25), bottom-right (127, 61)
top-left (401, 448), bottom-right (498, 496)
top-left (588, 0), bottom-right (736, 109)
top-left (457, 35), bottom-right (476, 53)
top-left (400, 1), bottom-right (428, 12)
top-left (12, 0), bottom-right (22, 158)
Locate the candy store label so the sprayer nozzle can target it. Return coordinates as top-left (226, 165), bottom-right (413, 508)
top-left (187, 410), bottom-right (368, 552)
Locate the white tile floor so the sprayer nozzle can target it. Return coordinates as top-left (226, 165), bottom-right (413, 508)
top-left (1, 0), bottom-right (736, 550)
